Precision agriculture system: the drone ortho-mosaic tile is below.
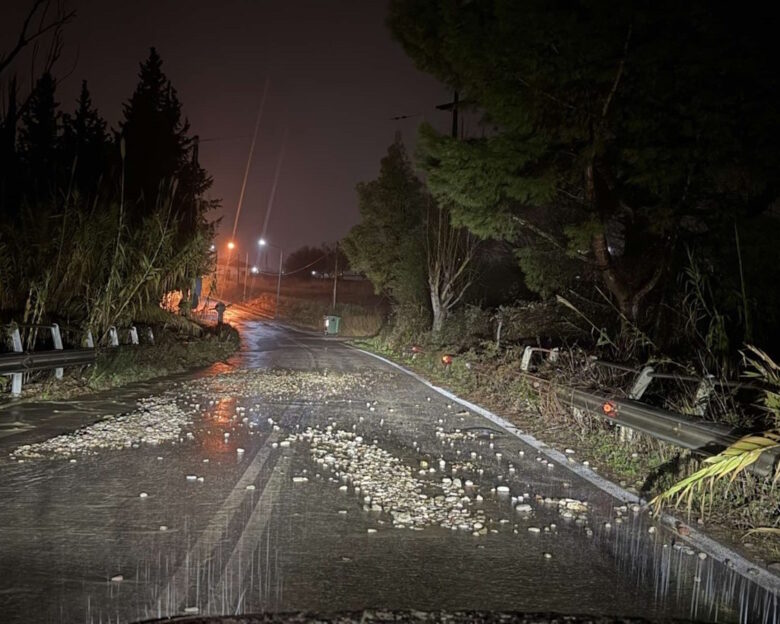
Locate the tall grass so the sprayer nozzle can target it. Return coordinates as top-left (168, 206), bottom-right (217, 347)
top-left (0, 181), bottom-right (212, 341)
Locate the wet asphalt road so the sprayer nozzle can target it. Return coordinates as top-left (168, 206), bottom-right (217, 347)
top-left (0, 315), bottom-right (776, 623)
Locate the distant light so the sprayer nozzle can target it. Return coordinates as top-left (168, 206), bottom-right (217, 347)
top-left (311, 270), bottom-right (317, 276)
top-left (251, 266), bottom-right (259, 274)
top-left (209, 243), bottom-right (216, 252)
top-left (227, 241), bottom-right (235, 250)
top-left (258, 238), bottom-right (267, 246)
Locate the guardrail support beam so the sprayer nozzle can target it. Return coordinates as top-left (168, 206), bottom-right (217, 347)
top-left (50, 323), bottom-right (64, 379)
top-left (520, 346), bottom-right (534, 372)
top-left (108, 326), bottom-right (119, 347)
top-left (9, 326), bottom-right (23, 397)
top-left (629, 366), bottom-right (655, 401)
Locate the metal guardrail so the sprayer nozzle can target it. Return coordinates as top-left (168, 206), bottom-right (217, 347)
top-left (2, 323), bottom-right (154, 397)
top-left (0, 349), bottom-right (96, 375)
top-left (517, 346), bottom-right (778, 477)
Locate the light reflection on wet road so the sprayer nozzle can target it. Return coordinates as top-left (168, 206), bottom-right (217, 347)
top-left (0, 316), bottom-right (777, 623)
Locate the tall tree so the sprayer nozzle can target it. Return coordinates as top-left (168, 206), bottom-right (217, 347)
top-left (18, 71), bottom-right (60, 200)
top-left (343, 136), bottom-right (478, 332)
top-left (389, 0), bottom-right (780, 326)
top-left (342, 137), bottom-right (428, 308)
top-left (61, 80), bottom-right (108, 198)
top-left (119, 47), bottom-right (214, 250)
top-left (119, 48), bottom-right (206, 210)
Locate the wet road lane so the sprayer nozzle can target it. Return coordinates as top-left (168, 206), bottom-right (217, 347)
top-left (0, 318), bottom-right (776, 623)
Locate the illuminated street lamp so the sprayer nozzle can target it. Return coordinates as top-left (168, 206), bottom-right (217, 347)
top-left (225, 241), bottom-right (237, 286)
top-left (258, 238), bottom-right (283, 319)
top-left (251, 266), bottom-right (259, 275)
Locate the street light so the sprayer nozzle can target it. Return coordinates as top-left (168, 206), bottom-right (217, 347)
top-left (258, 238), bottom-right (283, 319)
top-left (225, 241), bottom-right (237, 287)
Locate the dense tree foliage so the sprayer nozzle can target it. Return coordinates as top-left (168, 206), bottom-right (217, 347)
top-left (343, 136), bottom-right (478, 332)
top-left (388, 0), bottom-right (780, 353)
top-left (119, 48), bottom-right (215, 237)
top-left (342, 137), bottom-right (428, 308)
top-left (61, 80), bottom-right (109, 199)
top-left (0, 38), bottom-right (216, 335)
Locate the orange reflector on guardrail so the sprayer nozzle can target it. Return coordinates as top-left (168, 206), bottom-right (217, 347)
top-left (602, 400), bottom-right (618, 417)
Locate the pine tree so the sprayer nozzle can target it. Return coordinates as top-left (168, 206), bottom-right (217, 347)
top-left (119, 48), bottom-right (188, 209)
top-left (119, 47), bottom-right (212, 232)
top-left (62, 80), bottom-right (109, 199)
top-left (389, 0), bottom-right (780, 327)
top-left (18, 72), bottom-right (61, 201)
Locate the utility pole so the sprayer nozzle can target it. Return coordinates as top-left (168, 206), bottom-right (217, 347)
top-left (451, 91), bottom-right (458, 138)
top-left (275, 247), bottom-right (283, 319)
top-left (332, 244), bottom-right (339, 312)
top-left (435, 91), bottom-right (462, 139)
top-left (243, 251), bottom-right (249, 300)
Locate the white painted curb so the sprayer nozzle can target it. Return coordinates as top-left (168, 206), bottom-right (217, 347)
top-left (351, 344), bottom-right (780, 594)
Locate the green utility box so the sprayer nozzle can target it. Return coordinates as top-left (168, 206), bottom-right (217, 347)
top-left (324, 315), bottom-right (341, 335)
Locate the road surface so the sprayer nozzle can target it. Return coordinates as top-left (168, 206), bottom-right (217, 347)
top-left (0, 314), bottom-right (775, 623)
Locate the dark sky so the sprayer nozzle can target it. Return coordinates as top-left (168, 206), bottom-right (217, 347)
top-left (4, 0), bottom-right (451, 266)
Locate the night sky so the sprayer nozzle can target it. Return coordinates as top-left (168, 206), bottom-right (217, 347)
top-left (4, 0), bottom-right (451, 265)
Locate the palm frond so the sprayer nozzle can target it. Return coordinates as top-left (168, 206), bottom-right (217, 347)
top-left (651, 430), bottom-right (780, 515)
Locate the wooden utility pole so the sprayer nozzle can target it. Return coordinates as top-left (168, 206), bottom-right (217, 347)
top-left (332, 244), bottom-right (339, 312)
top-left (243, 252), bottom-right (249, 299)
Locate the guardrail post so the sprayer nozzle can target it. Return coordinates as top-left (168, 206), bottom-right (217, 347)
top-left (629, 366), bottom-right (655, 400)
top-left (549, 347), bottom-right (559, 364)
top-left (520, 346), bottom-right (534, 371)
top-left (495, 314), bottom-right (503, 350)
top-left (691, 374), bottom-right (715, 416)
top-left (108, 326), bottom-right (119, 347)
top-left (50, 323), bottom-right (64, 379)
top-left (146, 327), bottom-right (154, 345)
top-left (128, 326), bottom-right (139, 345)
top-left (83, 330), bottom-right (94, 349)
top-left (9, 326), bottom-right (23, 396)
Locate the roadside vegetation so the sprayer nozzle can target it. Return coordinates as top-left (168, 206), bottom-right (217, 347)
top-left (344, 1), bottom-right (780, 563)
top-left (0, 6), bottom-right (231, 399)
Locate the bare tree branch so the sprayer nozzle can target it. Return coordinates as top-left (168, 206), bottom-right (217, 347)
top-left (0, 0), bottom-right (75, 77)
